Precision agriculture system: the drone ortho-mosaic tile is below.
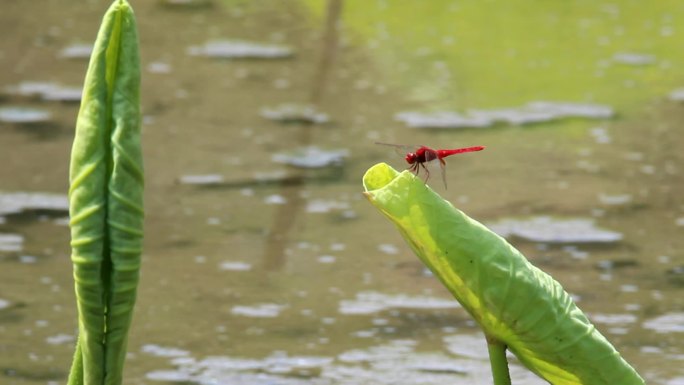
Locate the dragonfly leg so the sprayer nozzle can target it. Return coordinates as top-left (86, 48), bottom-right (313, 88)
top-left (420, 162), bottom-right (430, 184)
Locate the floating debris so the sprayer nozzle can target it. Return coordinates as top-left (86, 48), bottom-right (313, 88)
top-left (272, 146), bottom-right (348, 168)
top-left (4, 82), bottom-right (82, 103)
top-left (0, 107), bottom-right (52, 124)
top-left (668, 88), bottom-right (684, 102)
top-left (187, 40), bottom-right (293, 59)
top-left (0, 192), bottom-right (69, 216)
top-left (395, 101), bottom-right (614, 129)
top-left (612, 52), bottom-right (656, 66)
top-left (643, 313), bottom-right (684, 333)
top-left (59, 43), bottom-right (93, 59)
top-left (261, 104), bottom-right (329, 124)
top-left (486, 216), bottom-right (623, 244)
top-left (231, 303), bottom-right (287, 318)
top-left (0, 233), bottom-right (23, 252)
top-left (339, 291), bottom-right (460, 315)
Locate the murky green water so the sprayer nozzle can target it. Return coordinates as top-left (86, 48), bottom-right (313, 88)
top-left (1, 1), bottom-right (683, 384)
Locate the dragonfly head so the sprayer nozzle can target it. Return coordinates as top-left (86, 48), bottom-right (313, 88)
top-left (405, 152), bottom-right (417, 164)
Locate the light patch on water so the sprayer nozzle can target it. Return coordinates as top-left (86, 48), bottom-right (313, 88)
top-left (395, 101), bottom-right (614, 129)
top-left (19, 255), bottom-right (37, 264)
top-left (4, 81), bottom-right (81, 102)
top-left (219, 261), bottom-right (252, 271)
top-left (187, 40), bottom-right (293, 59)
top-left (317, 255), bottom-right (336, 264)
top-left (231, 304), bottom-right (287, 318)
top-left (643, 313), bottom-right (684, 333)
top-left (59, 43), bottom-right (93, 59)
top-left (160, 0), bottom-right (213, 9)
top-left (338, 340), bottom-right (416, 363)
top-left (590, 127), bottom-right (612, 144)
top-left (0, 298), bottom-right (10, 310)
top-left (486, 216), bottom-right (623, 244)
top-left (264, 194), bottom-right (287, 205)
top-left (338, 291), bottom-right (460, 315)
top-left (562, 245), bottom-right (589, 260)
top-left (147, 61), bottom-right (172, 74)
top-left (42, 87), bottom-right (82, 102)
top-left (669, 88), bottom-right (684, 102)
top-left (148, 352), bottom-right (333, 384)
top-left (0, 192), bottom-right (69, 216)
top-left (178, 174), bottom-right (225, 186)
top-left (676, 217), bottom-right (684, 227)
top-left (377, 243), bottom-right (399, 255)
top-left (0, 233), bottom-right (23, 252)
top-left (142, 337), bottom-right (553, 385)
top-left (142, 344), bottom-right (191, 358)
top-left (306, 199), bottom-right (350, 213)
top-left (443, 333), bottom-right (490, 360)
top-left (588, 313), bottom-right (638, 325)
top-left (261, 104), bottom-right (329, 124)
top-left (271, 146), bottom-right (348, 168)
top-left (612, 52), bottom-right (656, 66)
top-left (598, 193), bottom-right (632, 205)
top-left (0, 107), bottom-right (52, 124)
top-left (46, 333), bottom-right (75, 345)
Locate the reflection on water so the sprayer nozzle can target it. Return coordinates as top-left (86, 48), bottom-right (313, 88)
top-left (144, 334), bottom-right (549, 385)
top-left (1, 0), bottom-right (684, 384)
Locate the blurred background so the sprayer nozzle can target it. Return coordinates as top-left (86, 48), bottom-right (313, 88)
top-left (1, 0), bottom-right (683, 384)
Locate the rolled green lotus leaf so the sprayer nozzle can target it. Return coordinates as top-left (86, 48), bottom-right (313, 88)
top-left (68, 1), bottom-right (143, 384)
top-left (363, 163), bottom-right (643, 385)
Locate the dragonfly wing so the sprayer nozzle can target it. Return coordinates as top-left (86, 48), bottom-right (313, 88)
top-left (439, 157), bottom-right (447, 189)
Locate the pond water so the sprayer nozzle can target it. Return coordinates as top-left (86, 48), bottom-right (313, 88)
top-left (1, 1), bottom-right (683, 384)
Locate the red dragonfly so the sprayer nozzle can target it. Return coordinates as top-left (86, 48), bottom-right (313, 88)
top-left (376, 142), bottom-right (485, 188)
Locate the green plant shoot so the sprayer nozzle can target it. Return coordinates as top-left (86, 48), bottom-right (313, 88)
top-left (363, 163), bottom-right (643, 385)
top-left (67, 1), bottom-right (143, 384)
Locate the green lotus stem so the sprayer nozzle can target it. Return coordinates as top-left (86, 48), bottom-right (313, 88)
top-left (486, 334), bottom-right (511, 385)
top-left (363, 163), bottom-right (644, 385)
top-left (67, 1), bottom-right (143, 384)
